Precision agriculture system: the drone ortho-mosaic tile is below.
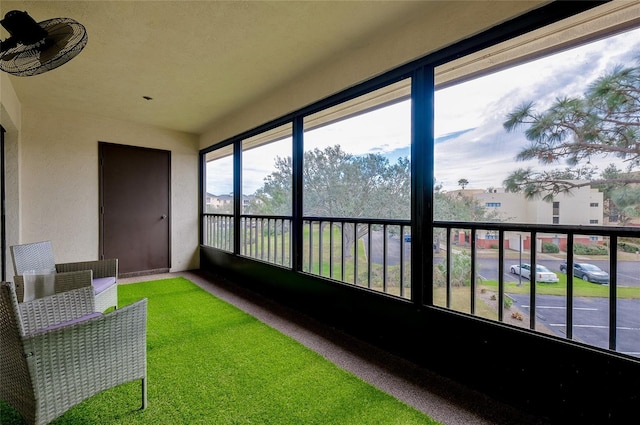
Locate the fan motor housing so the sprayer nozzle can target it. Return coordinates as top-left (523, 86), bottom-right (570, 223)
top-left (1, 10), bottom-right (48, 46)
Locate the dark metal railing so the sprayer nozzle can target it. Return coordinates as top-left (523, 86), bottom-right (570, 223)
top-left (203, 212), bottom-right (640, 356)
top-left (302, 217), bottom-right (412, 299)
top-left (434, 220), bottom-right (640, 356)
top-left (203, 213), bottom-right (233, 252)
top-left (240, 215), bottom-right (292, 267)
top-left (203, 213), bottom-right (411, 299)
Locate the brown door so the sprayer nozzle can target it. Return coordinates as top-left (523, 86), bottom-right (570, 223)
top-left (99, 142), bottom-right (170, 276)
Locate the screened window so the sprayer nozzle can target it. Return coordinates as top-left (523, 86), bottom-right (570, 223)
top-left (203, 144), bottom-right (234, 251)
top-left (200, 1), bottom-right (640, 358)
top-left (301, 79), bottom-right (412, 298)
top-left (431, 7), bottom-right (640, 356)
top-left (240, 124), bottom-right (293, 267)
top-left (241, 124), bottom-right (292, 216)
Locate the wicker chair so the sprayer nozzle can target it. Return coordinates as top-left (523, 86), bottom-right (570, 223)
top-left (0, 280), bottom-right (147, 425)
top-left (11, 240), bottom-right (118, 312)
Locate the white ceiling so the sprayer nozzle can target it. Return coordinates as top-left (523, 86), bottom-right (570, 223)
top-left (1, 1), bottom-right (446, 135)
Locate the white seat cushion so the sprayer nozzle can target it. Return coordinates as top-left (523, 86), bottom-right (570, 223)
top-left (93, 277), bottom-right (116, 295)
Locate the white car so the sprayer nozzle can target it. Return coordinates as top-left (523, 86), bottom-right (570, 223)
top-left (510, 263), bottom-right (559, 283)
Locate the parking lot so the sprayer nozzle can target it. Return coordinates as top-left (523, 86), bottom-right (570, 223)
top-left (488, 258), bottom-right (640, 287)
top-left (362, 232), bottom-right (640, 356)
top-left (509, 293), bottom-right (640, 357)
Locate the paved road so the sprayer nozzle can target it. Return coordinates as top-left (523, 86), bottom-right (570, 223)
top-left (510, 293), bottom-right (640, 357)
top-left (361, 230), bottom-right (640, 357)
top-left (363, 231), bottom-right (640, 287)
top-left (363, 231), bottom-right (408, 266)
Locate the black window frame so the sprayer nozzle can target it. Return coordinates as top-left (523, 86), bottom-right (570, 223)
top-left (200, 0), bottom-right (620, 341)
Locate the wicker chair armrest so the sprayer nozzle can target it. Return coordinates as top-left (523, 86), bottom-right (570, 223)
top-left (14, 270), bottom-right (93, 303)
top-left (22, 299), bottom-right (148, 414)
top-left (23, 298), bottom-right (147, 405)
top-left (56, 258), bottom-right (118, 280)
top-left (18, 283), bottom-right (96, 335)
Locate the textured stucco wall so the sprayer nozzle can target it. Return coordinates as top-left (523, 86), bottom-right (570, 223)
top-left (18, 105), bottom-right (199, 271)
top-left (0, 72), bottom-right (22, 278)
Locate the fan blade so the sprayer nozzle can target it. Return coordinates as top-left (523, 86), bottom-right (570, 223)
top-left (37, 22), bottom-right (74, 64)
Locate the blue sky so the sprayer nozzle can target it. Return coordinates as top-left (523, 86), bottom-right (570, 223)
top-left (209, 25), bottom-right (639, 196)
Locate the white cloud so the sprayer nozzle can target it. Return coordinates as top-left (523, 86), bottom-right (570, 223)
top-left (304, 101), bottom-right (411, 155)
top-left (434, 27), bottom-right (639, 191)
top-left (208, 26), bottom-right (639, 196)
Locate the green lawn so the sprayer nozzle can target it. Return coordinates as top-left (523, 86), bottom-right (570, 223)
top-left (243, 223), bottom-right (411, 297)
top-left (479, 274), bottom-right (640, 298)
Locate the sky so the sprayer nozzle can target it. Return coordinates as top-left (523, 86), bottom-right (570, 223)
top-left (434, 26), bottom-right (639, 191)
top-left (207, 25), bottom-right (639, 196)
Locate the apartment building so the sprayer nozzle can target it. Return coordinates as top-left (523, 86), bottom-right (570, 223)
top-left (445, 185), bottom-right (604, 249)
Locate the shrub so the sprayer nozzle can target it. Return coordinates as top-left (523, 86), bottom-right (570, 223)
top-left (504, 297), bottom-right (513, 309)
top-left (542, 242), bottom-right (559, 253)
top-left (619, 242), bottom-right (640, 253)
top-left (491, 293), bottom-right (513, 309)
top-left (574, 243), bottom-right (608, 255)
top-left (434, 252), bottom-right (472, 287)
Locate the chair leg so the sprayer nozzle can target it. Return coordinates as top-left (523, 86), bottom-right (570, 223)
top-left (141, 377), bottom-right (148, 410)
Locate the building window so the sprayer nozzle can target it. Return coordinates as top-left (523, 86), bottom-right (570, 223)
top-left (590, 219), bottom-right (599, 224)
top-left (485, 202), bottom-right (501, 207)
top-left (553, 217), bottom-right (560, 224)
top-left (241, 124), bottom-right (292, 216)
top-left (590, 202), bottom-right (599, 207)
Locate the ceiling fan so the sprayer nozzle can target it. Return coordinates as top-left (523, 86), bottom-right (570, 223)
top-left (0, 10), bottom-right (88, 77)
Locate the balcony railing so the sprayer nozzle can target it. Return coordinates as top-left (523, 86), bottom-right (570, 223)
top-left (240, 216), bottom-right (292, 267)
top-left (203, 213), bottom-right (411, 299)
top-left (203, 213), bottom-right (233, 252)
top-left (302, 217), bottom-right (412, 299)
top-left (434, 220), bottom-right (640, 357)
top-left (204, 213), bottom-right (640, 357)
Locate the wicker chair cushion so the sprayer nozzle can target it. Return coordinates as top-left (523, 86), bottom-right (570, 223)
top-left (29, 312), bottom-right (103, 335)
top-left (93, 277), bottom-right (116, 294)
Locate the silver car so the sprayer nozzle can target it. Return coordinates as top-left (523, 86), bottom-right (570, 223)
top-left (510, 263), bottom-right (559, 283)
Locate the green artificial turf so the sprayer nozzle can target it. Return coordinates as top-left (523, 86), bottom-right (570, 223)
top-left (1, 277), bottom-right (439, 424)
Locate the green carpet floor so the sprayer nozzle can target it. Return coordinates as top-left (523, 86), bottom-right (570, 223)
top-left (1, 277), bottom-right (439, 424)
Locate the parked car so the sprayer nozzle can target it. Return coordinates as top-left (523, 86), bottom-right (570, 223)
top-left (510, 263), bottom-right (559, 283)
top-left (559, 262), bottom-right (610, 284)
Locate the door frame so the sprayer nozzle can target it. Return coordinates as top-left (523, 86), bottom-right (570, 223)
top-left (98, 142), bottom-right (171, 276)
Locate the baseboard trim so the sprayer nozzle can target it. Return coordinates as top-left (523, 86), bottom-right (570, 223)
top-left (119, 268), bottom-right (171, 278)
